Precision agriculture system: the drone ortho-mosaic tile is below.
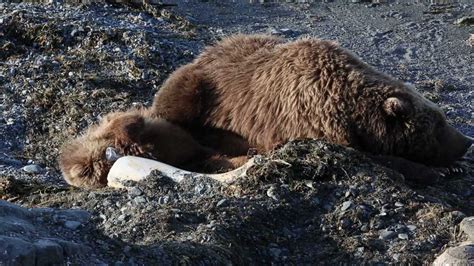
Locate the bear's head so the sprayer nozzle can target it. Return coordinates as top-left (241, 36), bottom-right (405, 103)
top-left (58, 110), bottom-right (151, 188)
top-left (359, 84), bottom-right (472, 166)
top-left (58, 134), bottom-right (114, 188)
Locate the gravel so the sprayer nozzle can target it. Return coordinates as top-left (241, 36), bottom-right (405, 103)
top-left (0, 0), bottom-right (472, 264)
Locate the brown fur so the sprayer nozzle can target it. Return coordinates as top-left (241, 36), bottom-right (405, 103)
top-left (152, 34), bottom-right (472, 166)
top-left (60, 34), bottom-right (472, 188)
top-left (58, 108), bottom-right (248, 188)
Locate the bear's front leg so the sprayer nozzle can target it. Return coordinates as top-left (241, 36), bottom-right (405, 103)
top-left (370, 155), bottom-right (440, 185)
top-left (102, 113), bottom-right (147, 157)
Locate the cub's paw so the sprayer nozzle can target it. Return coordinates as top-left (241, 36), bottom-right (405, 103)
top-left (102, 113), bottom-right (147, 156)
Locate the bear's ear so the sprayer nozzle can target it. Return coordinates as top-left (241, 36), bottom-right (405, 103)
top-left (383, 97), bottom-right (412, 117)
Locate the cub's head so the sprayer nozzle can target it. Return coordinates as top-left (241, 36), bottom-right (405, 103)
top-left (365, 86), bottom-right (472, 166)
top-left (58, 135), bottom-right (114, 188)
top-left (58, 110), bottom-right (149, 188)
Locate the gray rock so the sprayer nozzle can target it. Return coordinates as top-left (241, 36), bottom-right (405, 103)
top-left (22, 164), bottom-right (43, 174)
top-left (379, 229), bottom-right (397, 240)
top-left (158, 196), bottom-right (169, 205)
top-left (117, 214), bottom-right (128, 222)
top-left (216, 199), bottom-right (228, 207)
top-left (398, 233), bottom-right (409, 240)
top-left (64, 220), bottom-right (81, 230)
top-left (359, 224), bottom-right (368, 232)
top-left (341, 201), bottom-right (353, 212)
top-left (0, 216), bottom-right (35, 235)
top-left (52, 209), bottom-right (90, 224)
top-left (133, 196), bottom-right (147, 205)
top-left (433, 243), bottom-right (474, 266)
top-left (267, 186), bottom-right (279, 201)
top-left (0, 236), bottom-right (36, 265)
top-left (460, 217), bottom-right (474, 241)
top-left (194, 183), bottom-right (206, 195)
top-left (128, 187), bottom-right (142, 197)
top-left (407, 225), bottom-right (417, 232)
top-left (34, 239), bottom-right (64, 265)
top-left (53, 239), bottom-right (91, 258)
top-left (0, 200), bottom-right (33, 220)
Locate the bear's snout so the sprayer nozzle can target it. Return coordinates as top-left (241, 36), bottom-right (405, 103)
top-left (436, 125), bottom-right (472, 166)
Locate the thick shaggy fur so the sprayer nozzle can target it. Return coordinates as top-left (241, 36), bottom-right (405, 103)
top-left (60, 34), bottom-right (472, 188)
top-left (152, 34), bottom-right (472, 166)
top-left (59, 108), bottom-right (248, 188)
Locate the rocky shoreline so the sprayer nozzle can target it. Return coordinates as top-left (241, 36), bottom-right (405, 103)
top-left (0, 0), bottom-right (473, 264)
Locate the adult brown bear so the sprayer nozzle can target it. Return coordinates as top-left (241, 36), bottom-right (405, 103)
top-left (59, 34), bottom-right (472, 188)
top-left (152, 34), bottom-right (471, 167)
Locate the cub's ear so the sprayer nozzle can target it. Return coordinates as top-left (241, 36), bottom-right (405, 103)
top-left (383, 97), bottom-right (412, 117)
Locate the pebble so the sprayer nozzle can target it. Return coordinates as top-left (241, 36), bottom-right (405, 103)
top-left (305, 180), bottom-right (315, 189)
top-left (394, 224), bottom-right (406, 232)
top-left (392, 253), bottom-right (401, 261)
top-left (206, 220), bottom-right (217, 229)
top-left (158, 196), bottom-right (169, 205)
top-left (267, 186), bottom-right (279, 201)
top-left (128, 187), bottom-right (142, 197)
top-left (63, 220), bottom-right (81, 230)
top-left (398, 233), bottom-right (409, 240)
top-left (133, 196), bottom-right (146, 205)
top-left (117, 214), bottom-right (127, 222)
top-left (340, 201), bottom-right (353, 212)
top-left (216, 199), bottom-right (228, 207)
top-left (22, 164), bottom-right (43, 174)
top-left (379, 229), bottom-right (397, 240)
top-left (194, 184), bottom-right (206, 195)
top-left (407, 225), bottom-right (417, 232)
